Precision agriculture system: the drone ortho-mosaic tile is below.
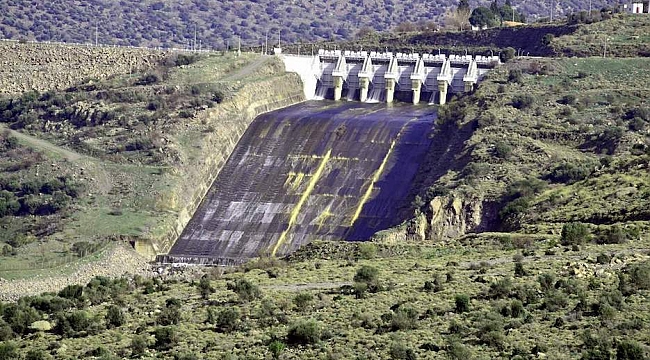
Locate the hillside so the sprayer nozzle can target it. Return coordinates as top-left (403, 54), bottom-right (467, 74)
top-left (0, 14), bottom-right (649, 359)
top-left (0, 47), bottom-right (303, 285)
top-left (0, 0), bottom-right (614, 49)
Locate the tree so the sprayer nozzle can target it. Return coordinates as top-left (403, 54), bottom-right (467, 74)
top-left (198, 276), bottom-right (215, 300)
top-left (444, 7), bottom-right (471, 31)
top-left (470, 7), bottom-right (499, 28)
top-left (561, 223), bottom-right (590, 245)
top-left (458, 0), bottom-right (470, 13)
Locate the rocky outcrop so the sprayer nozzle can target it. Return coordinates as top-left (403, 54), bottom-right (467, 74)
top-left (424, 195), bottom-right (486, 240)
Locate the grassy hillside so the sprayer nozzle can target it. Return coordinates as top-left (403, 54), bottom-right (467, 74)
top-left (0, 49), bottom-right (302, 281)
top-left (0, 0), bottom-right (614, 49)
top-left (0, 239), bottom-right (648, 359)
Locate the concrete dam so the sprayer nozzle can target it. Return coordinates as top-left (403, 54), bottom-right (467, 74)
top-left (159, 51), bottom-right (498, 265)
top-left (160, 102), bottom-right (437, 265)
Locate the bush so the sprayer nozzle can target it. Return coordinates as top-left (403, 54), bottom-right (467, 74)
top-left (286, 319), bottom-right (323, 345)
top-left (353, 265), bottom-right (380, 292)
top-left (157, 298), bottom-right (182, 326)
top-left (130, 334), bottom-right (148, 357)
top-left (227, 279), bottom-right (262, 302)
top-left (595, 226), bottom-right (630, 244)
top-left (105, 305), bottom-right (125, 328)
top-left (0, 342), bottom-right (19, 360)
top-left (488, 277), bottom-right (513, 299)
top-left (357, 243), bottom-right (377, 259)
top-left (501, 47), bottom-right (516, 62)
top-left (215, 307), bottom-right (240, 332)
top-left (549, 163), bottom-right (593, 184)
top-left (268, 340), bottom-right (286, 359)
top-left (136, 74), bottom-right (159, 86)
top-left (493, 141), bottom-right (512, 159)
top-left (512, 94), bottom-right (535, 109)
top-left (538, 273), bottom-right (556, 293)
top-left (154, 326), bottom-right (178, 350)
top-left (454, 294), bottom-right (470, 313)
top-left (390, 305), bottom-right (419, 331)
top-left (25, 349), bottom-right (51, 360)
top-left (508, 69), bottom-right (523, 84)
top-left (616, 340), bottom-right (646, 360)
top-left (293, 292), bottom-right (314, 312)
top-left (514, 262), bottom-right (527, 277)
top-left (561, 223), bottom-right (590, 245)
top-left (390, 342), bottom-right (417, 360)
top-left (198, 275), bottom-right (215, 300)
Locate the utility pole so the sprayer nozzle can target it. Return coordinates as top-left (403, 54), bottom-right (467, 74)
top-left (194, 25), bottom-right (197, 52)
top-left (550, 0), bottom-right (554, 22)
top-left (237, 35), bottom-right (241, 56)
top-left (278, 29), bottom-right (281, 49)
top-left (265, 29), bottom-right (269, 55)
top-left (95, 23), bottom-right (98, 46)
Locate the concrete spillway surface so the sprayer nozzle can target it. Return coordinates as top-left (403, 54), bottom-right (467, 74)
top-left (166, 101), bottom-right (436, 265)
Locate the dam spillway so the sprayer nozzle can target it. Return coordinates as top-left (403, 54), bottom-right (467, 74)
top-left (161, 101), bottom-right (436, 265)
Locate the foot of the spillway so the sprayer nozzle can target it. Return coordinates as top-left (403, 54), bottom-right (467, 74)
top-left (385, 79), bottom-right (395, 103)
top-left (333, 76), bottom-right (343, 101)
top-left (411, 79), bottom-right (422, 105)
top-left (359, 78), bottom-right (369, 102)
top-left (464, 81), bottom-right (474, 93)
top-left (438, 82), bottom-right (448, 105)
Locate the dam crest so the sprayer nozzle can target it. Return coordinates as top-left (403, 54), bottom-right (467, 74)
top-left (282, 49), bottom-right (500, 105)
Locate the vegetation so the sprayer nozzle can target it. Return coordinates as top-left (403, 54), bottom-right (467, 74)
top-left (0, 0), bottom-right (605, 49)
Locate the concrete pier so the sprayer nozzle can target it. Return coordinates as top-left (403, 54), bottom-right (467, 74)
top-left (282, 50), bottom-right (499, 105)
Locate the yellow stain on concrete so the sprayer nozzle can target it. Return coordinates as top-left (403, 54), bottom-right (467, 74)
top-left (288, 154), bottom-right (359, 161)
top-left (349, 119), bottom-right (416, 227)
top-left (315, 207), bottom-right (333, 231)
top-left (349, 139), bottom-right (396, 226)
top-left (284, 172), bottom-right (306, 190)
top-left (272, 149), bottom-right (332, 256)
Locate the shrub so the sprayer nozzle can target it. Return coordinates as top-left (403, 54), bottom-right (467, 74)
top-left (353, 265), bottom-right (380, 292)
top-left (136, 74), bottom-right (159, 86)
top-left (488, 277), bottom-right (513, 299)
top-left (130, 334), bottom-right (148, 357)
top-left (510, 300), bottom-right (524, 318)
top-left (0, 342), bottom-right (20, 360)
top-left (227, 279), bottom-right (262, 302)
top-left (293, 292), bottom-right (314, 311)
top-left (512, 94), bottom-right (535, 109)
top-left (595, 226), bottom-right (629, 244)
top-left (215, 307), bottom-right (240, 332)
top-left (508, 69), bottom-right (523, 84)
top-left (390, 342), bottom-right (417, 360)
top-left (616, 340), bottom-right (646, 360)
top-left (157, 298), bottom-right (181, 326)
top-left (105, 305), bottom-right (125, 328)
top-left (542, 290), bottom-right (568, 312)
top-left (357, 243), bottom-right (377, 259)
top-left (454, 294), bottom-right (470, 313)
top-left (154, 326), bottom-right (178, 350)
top-left (446, 339), bottom-right (471, 359)
top-left (501, 47), bottom-right (516, 62)
top-left (561, 223), bottom-right (590, 245)
top-left (514, 262), bottom-right (527, 277)
top-left (559, 94), bottom-right (577, 105)
top-left (549, 163), bottom-right (593, 184)
top-left (286, 319), bottom-right (323, 345)
top-left (390, 306), bottom-right (419, 331)
top-left (493, 141), bottom-right (512, 159)
top-left (538, 273), bottom-right (556, 293)
top-left (268, 340), bottom-right (286, 359)
top-left (25, 349), bottom-right (51, 360)
top-left (197, 275), bottom-right (215, 300)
